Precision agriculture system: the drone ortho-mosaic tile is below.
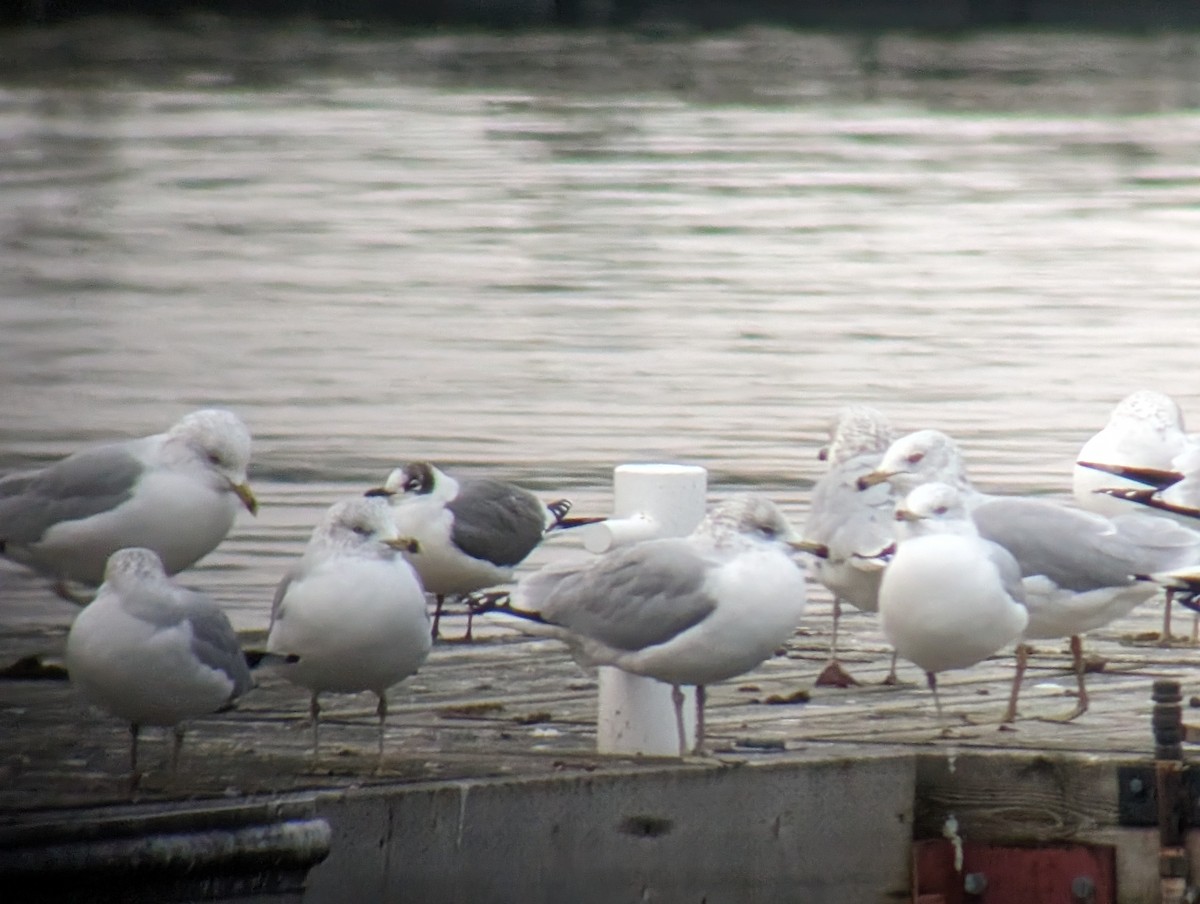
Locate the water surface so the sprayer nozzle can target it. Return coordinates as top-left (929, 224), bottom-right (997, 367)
top-left (2, 22), bottom-right (1199, 628)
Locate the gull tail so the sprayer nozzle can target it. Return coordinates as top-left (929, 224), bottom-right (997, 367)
top-left (545, 499), bottom-right (607, 532)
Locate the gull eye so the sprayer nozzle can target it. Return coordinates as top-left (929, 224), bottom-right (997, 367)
top-left (906, 452), bottom-right (925, 465)
top-left (932, 505), bottom-right (948, 516)
top-left (758, 524), bottom-right (778, 539)
top-left (207, 451), bottom-right (222, 465)
top-left (352, 523), bottom-right (372, 537)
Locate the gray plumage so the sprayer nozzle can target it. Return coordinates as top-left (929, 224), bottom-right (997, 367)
top-left (448, 478), bottom-right (548, 567)
top-left (0, 446), bottom-right (143, 546)
top-left (522, 539), bottom-right (717, 653)
top-left (972, 496), bottom-right (1200, 591)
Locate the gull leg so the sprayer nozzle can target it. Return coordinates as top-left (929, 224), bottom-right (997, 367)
top-left (1162, 591), bottom-right (1175, 646)
top-left (1040, 635), bottom-right (1089, 723)
top-left (170, 726), bottom-right (185, 784)
top-left (129, 723), bottom-right (142, 797)
top-left (882, 649), bottom-right (899, 686)
top-left (671, 684), bottom-right (687, 758)
top-left (376, 691), bottom-right (388, 771)
top-left (310, 693), bottom-right (321, 762)
top-left (926, 672), bottom-right (948, 731)
top-left (815, 598), bottom-right (859, 688)
top-left (692, 686), bottom-right (707, 756)
top-left (1002, 643), bottom-right (1030, 724)
top-left (462, 608), bottom-right (474, 643)
top-left (431, 595), bottom-right (446, 641)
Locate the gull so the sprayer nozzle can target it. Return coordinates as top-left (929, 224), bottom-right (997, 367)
top-left (0, 409), bottom-right (257, 602)
top-left (468, 493), bottom-right (808, 757)
top-left (879, 483), bottom-right (1028, 726)
top-left (797, 405), bottom-right (897, 687)
top-left (365, 461), bottom-right (601, 641)
top-left (65, 547), bottom-right (252, 793)
top-left (1074, 391), bottom-right (1200, 640)
top-left (1073, 390), bottom-right (1191, 519)
top-left (861, 429), bottom-right (1200, 720)
top-left (266, 496), bottom-right (431, 764)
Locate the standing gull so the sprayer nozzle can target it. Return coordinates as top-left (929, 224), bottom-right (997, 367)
top-left (861, 428), bottom-right (1200, 720)
top-left (1074, 390), bottom-right (1199, 640)
top-left (266, 496), bottom-right (431, 764)
top-left (469, 493), bottom-right (808, 757)
top-left (366, 461), bottom-right (600, 641)
top-left (65, 547), bottom-right (252, 793)
top-left (0, 409), bottom-right (257, 602)
top-left (798, 405), bottom-right (897, 687)
top-left (879, 483), bottom-right (1028, 726)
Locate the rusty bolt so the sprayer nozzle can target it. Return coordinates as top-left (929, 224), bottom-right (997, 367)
top-left (1071, 874), bottom-right (1095, 903)
top-left (963, 872), bottom-right (988, 896)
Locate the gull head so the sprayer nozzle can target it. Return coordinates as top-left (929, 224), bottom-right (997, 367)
top-left (169, 409), bottom-right (257, 515)
top-left (366, 461), bottom-right (453, 501)
top-left (1108, 390), bottom-right (1185, 433)
top-left (822, 405), bottom-right (894, 467)
top-left (893, 482), bottom-right (976, 541)
top-left (312, 497), bottom-right (418, 558)
top-left (102, 547), bottom-right (169, 588)
top-left (858, 429), bottom-right (969, 496)
top-left (696, 493), bottom-right (801, 549)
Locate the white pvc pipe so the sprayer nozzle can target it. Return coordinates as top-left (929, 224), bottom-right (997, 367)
top-left (593, 463), bottom-right (708, 757)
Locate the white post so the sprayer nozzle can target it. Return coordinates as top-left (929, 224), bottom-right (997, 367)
top-left (584, 463), bottom-right (708, 757)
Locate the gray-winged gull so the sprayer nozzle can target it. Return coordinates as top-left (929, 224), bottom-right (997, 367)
top-left (468, 493), bottom-right (808, 757)
top-left (798, 405), bottom-right (897, 687)
top-left (861, 428), bottom-right (1200, 721)
top-left (366, 461), bottom-right (601, 641)
top-left (266, 496), bottom-right (431, 764)
top-left (879, 482), bottom-right (1028, 726)
top-left (65, 547), bottom-right (252, 793)
top-left (0, 409), bottom-right (257, 601)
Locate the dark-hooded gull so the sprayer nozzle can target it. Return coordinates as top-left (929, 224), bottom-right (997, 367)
top-left (366, 461), bottom-right (600, 641)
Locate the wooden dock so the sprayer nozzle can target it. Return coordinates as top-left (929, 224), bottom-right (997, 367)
top-left (3, 586), bottom-right (1200, 902)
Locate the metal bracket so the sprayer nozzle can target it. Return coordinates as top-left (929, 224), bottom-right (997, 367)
top-left (1117, 764), bottom-right (1200, 827)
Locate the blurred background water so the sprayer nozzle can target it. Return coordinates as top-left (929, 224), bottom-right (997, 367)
top-left (2, 20), bottom-right (1199, 631)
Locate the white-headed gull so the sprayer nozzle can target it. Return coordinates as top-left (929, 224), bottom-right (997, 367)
top-left (879, 482), bottom-right (1028, 726)
top-left (468, 493), bottom-right (808, 756)
top-left (798, 405), bottom-right (897, 687)
top-left (65, 547), bottom-right (252, 793)
top-left (0, 409), bottom-right (257, 602)
top-left (862, 428), bottom-right (1200, 719)
top-left (266, 496), bottom-right (431, 764)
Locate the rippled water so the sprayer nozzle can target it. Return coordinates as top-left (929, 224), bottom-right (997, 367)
top-left (2, 21), bottom-right (1199, 628)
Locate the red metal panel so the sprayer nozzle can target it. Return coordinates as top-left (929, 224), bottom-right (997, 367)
top-left (913, 840), bottom-right (1115, 903)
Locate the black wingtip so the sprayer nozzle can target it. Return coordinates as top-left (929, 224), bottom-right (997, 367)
top-left (1094, 487), bottom-right (1156, 503)
top-left (1078, 460), bottom-right (1182, 491)
top-left (244, 649), bottom-right (300, 669)
top-left (554, 516), bottom-right (607, 530)
top-left (463, 590), bottom-right (548, 625)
